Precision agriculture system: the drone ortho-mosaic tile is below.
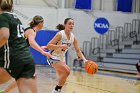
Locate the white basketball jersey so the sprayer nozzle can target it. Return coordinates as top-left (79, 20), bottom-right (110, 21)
top-left (50, 30), bottom-right (74, 62)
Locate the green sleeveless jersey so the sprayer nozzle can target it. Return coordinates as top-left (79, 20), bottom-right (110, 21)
top-left (0, 12), bottom-right (35, 70)
top-left (0, 12), bottom-right (28, 51)
top-left (0, 12), bottom-right (36, 79)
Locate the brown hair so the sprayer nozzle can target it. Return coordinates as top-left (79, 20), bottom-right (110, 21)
top-left (56, 24), bottom-right (64, 30)
top-left (0, 0), bottom-right (13, 12)
top-left (29, 15), bottom-right (44, 28)
top-left (64, 18), bottom-right (73, 24)
top-left (56, 18), bottom-right (73, 30)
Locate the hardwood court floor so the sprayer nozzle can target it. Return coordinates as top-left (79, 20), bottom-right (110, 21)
top-left (0, 65), bottom-right (140, 93)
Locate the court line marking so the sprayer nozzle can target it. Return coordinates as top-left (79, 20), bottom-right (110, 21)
top-left (66, 81), bottom-right (116, 93)
top-left (73, 69), bottom-right (140, 80)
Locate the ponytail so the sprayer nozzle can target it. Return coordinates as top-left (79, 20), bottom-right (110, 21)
top-left (56, 24), bottom-right (65, 30)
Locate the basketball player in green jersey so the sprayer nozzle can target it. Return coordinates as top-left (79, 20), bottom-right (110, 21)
top-left (0, 15), bottom-right (54, 93)
top-left (0, 0), bottom-right (37, 93)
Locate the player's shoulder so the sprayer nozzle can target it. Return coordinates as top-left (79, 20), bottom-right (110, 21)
top-left (0, 13), bottom-right (17, 22)
top-left (58, 30), bottom-right (64, 33)
top-left (24, 27), bottom-right (32, 32)
top-left (0, 13), bottom-right (8, 20)
top-left (57, 30), bottom-right (63, 36)
top-left (52, 31), bottom-right (62, 40)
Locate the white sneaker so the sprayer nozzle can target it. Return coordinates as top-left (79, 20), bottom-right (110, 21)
top-left (52, 89), bottom-right (61, 93)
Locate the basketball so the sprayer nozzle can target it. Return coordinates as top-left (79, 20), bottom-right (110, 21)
top-left (85, 60), bottom-right (98, 74)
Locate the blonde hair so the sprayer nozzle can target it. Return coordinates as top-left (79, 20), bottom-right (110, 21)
top-left (0, 0), bottom-right (13, 11)
top-left (29, 15), bottom-right (44, 28)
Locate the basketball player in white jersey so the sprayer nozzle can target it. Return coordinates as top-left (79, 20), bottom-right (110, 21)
top-left (42, 18), bottom-right (88, 93)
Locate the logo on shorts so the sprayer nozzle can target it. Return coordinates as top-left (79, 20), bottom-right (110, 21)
top-left (94, 17), bottom-right (110, 35)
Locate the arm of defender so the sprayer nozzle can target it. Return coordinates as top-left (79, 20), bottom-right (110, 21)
top-left (24, 29), bottom-right (52, 57)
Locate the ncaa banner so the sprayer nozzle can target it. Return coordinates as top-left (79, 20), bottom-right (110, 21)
top-left (94, 18), bottom-right (110, 35)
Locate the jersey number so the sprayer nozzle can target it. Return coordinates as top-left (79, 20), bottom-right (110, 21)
top-left (17, 24), bottom-right (24, 38)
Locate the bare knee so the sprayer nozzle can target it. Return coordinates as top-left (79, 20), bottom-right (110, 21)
top-left (61, 68), bottom-right (70, 78)
top-left (65, 69), bottom-right (70, 76)
top-left (53, 63), bottom-right (71, 78)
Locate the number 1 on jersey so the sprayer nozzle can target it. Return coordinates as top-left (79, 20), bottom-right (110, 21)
top-left (17, 24), bottom-right (24, 38)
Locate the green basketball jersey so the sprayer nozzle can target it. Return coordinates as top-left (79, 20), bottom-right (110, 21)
top-left (0, 12), bottom-right (27, 51)
top-left (0, 12), bottom-right (34, 69)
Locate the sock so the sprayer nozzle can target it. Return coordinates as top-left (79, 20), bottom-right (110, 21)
top-left (55, 85), bottom-right (62, 92)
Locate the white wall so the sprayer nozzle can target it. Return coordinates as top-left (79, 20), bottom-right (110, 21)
top-left (14, 5), bottom-right (140, 47)
top-left (69, 10), bottom-right (98, 47)
top-left (67, 10), bottom-right (140, 66)
top-left (14, 0), bottom-right (64, 8)
top-left (93, 0), bottom-right (101, 10)
top-left (93, 11), bottom-right (138, 29)
top-left (66, 0), bottom-right (74, 8)
top-left (57, 9), bottom-right (69, 26)
top-left (102, 0), bottom-right (115, 11)
top-left (14, 5), bottom-right (69, 30)
top-left (14, 0), bottom-right (47, 6)
top-left (69, 11), bottom-right (139, 47)
top-left (14, 5), bottom-right (57, 29)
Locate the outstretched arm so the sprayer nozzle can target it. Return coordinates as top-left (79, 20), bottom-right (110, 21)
top-left (24, 29), bottom-right (52, 58)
